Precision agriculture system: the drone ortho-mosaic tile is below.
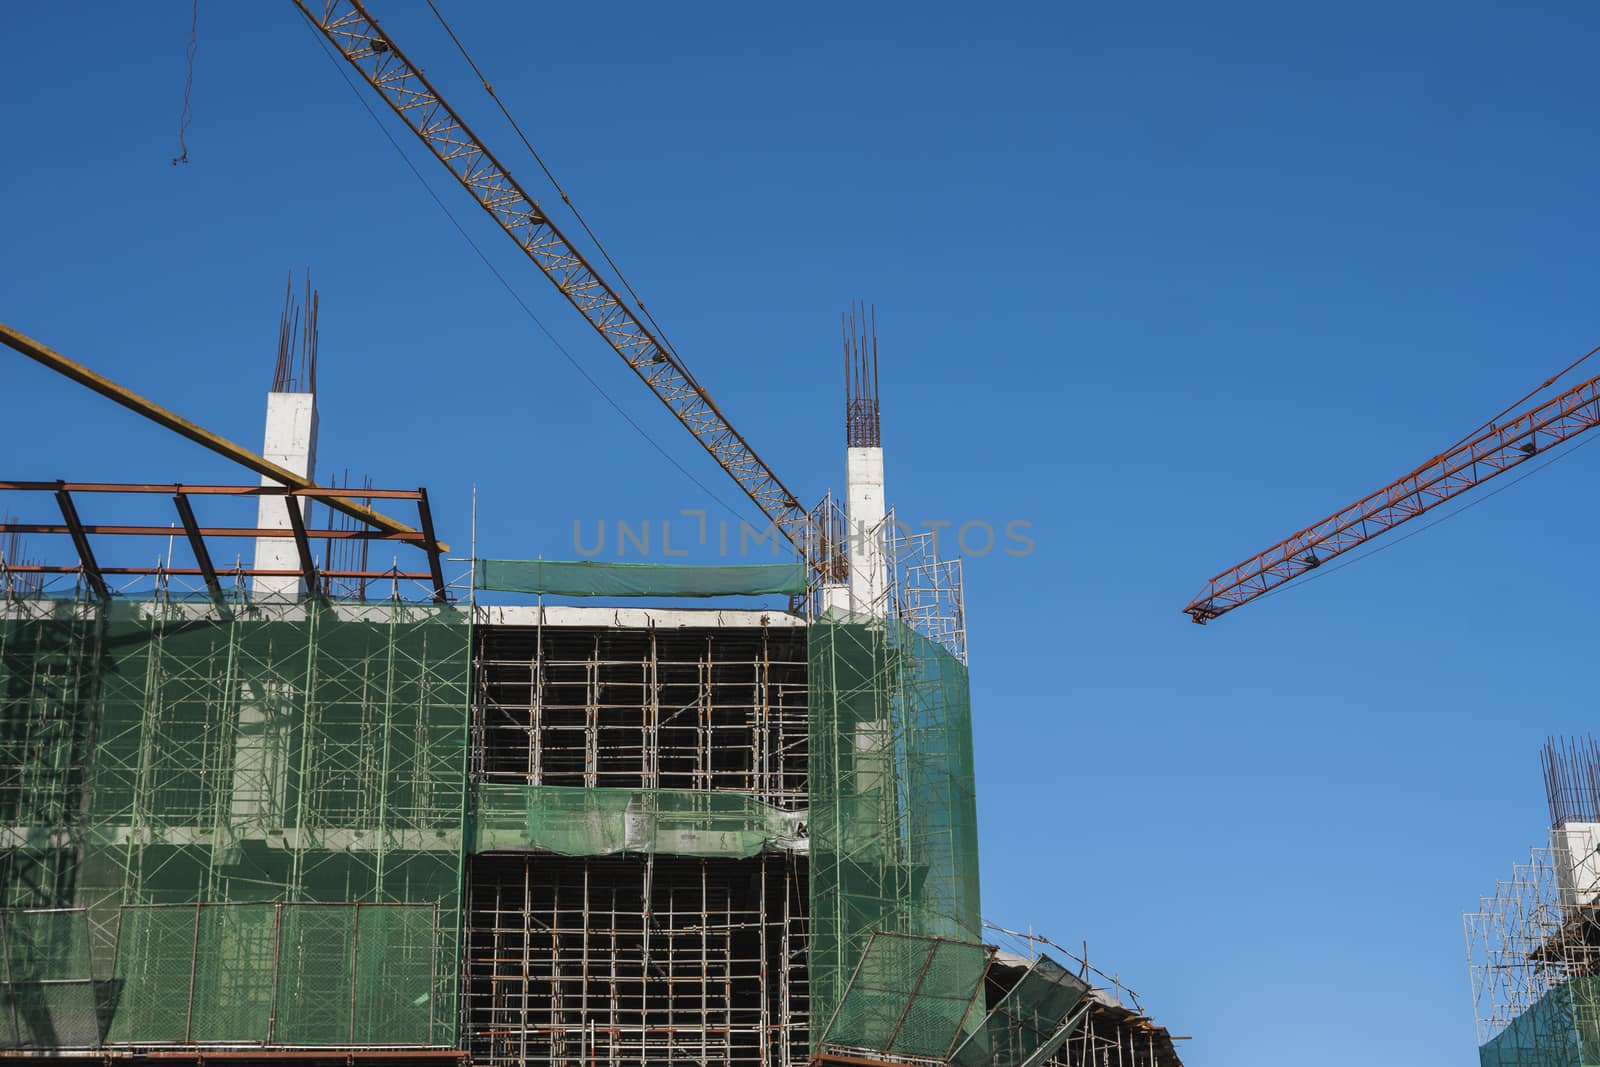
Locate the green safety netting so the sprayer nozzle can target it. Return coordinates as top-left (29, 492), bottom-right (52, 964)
top-left (808, 615), bottom-right (984, 1053)
top-left (473, 784), bottom-right (806, 858)
top-left (474, 558), bottom-right (807, 598)
top-left (108, 903), bottom-right (436, 1045)
top-left (0, 601), bottom-right (471, 1047)
top-left (0, 908), bottom-right (100, 1048)
top-left (1480, 977), bottom-right (1600, 1067)
top-left (952, 954), bottom-right (1091, 1067)
top-left (817, 932), bottom-right (991, 1059)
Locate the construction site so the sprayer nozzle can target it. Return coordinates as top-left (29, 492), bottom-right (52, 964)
top-left (0, 3), bottom-right (1190, 1066)
top-left (19, 4), bottom-right (1600, 1066)
top-left (1466, 740), bottom-right (1600, 1067)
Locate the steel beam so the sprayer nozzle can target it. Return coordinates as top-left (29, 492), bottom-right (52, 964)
top-left (52, 488), bottom-right (107, 598)
top-left (283, 495), bottom-right (319, 597)
top-left (0, 323), bottom-right (447, 552)
top-left (0, 481), bottom-right (427, 500)
top-left (2, 565), bottom-right (435, 580)
top-left (416, 487), bottom-right (447, 602)
top-left (173, 495), bottom-right (224, 602)
top-left (0, 522), bottom-right (422, 541)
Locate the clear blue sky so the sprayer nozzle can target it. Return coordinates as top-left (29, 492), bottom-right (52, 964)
top-left (5, 3), bottom-right (1598, 1063)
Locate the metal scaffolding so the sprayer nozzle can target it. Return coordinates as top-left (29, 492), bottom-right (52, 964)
top-left (465, 854), bottom-right (808, 1067)
top-left (1466, 738), bottom-right (1600, 1066)
top-left (0, 595), bottom-right (472, 1048)
top-left (1465, 846), bottom-right (1600, 1065)
top-left (473, 625), bottom-right (808, 809)
top-left (980, 925), bottom-right (1188, 1067)
top-left (467, 622), bottom-right (813, 1066)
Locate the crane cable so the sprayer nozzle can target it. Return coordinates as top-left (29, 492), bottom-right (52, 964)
top-left (172, 0), bottom-right (198, 165)
top-left (1440, 342), bottom-right (1600, 457)
top-left (420, 1), bottom-right (700, 383)
top-left (300, 17), bottom-right (752, 526)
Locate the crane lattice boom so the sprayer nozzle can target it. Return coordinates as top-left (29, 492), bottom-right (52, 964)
top-left (1185, 367), bottom-right (1600, 623)
top-left (292, 0), bottom-right (808, 552)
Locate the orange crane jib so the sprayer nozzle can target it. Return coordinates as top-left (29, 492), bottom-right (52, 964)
top-left (1184, 368), bottom-right (1600, 624)
top-left (290, 0), bottom-right (810, 556)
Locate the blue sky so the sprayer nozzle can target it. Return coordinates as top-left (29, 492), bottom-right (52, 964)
top-left (5, 2), bottom-right (1600, 1063)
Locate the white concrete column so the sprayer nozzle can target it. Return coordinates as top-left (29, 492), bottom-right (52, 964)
top-left (1552, 822), bottom-right (1600, 909)
top-left (846, 445), bottom-right (888, 616)
top-left (251, 392), bottom-right (318, 602)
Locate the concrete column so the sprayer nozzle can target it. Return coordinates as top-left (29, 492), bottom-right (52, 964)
top-left (250, 391), bottom-right (318, 602)
top-left (846, 445), bottom-right (888, 616)
top-left (1552, 822), bottom-right (1600, 908)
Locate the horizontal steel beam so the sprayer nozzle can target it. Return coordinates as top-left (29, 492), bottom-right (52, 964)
top-left (0, 565), bottom-right (436, 580)
top-left (0, 323), bottom-right (448, 552)
top-left (0, 481), bottom-right (427, 500)
top-left (0, 523), bottom-right (426, 541)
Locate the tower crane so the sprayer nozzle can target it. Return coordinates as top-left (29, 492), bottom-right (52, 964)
top-left (289, 0), bottom-right (814, 560)
top-left (1183, 354), bottom-right (1600, 623)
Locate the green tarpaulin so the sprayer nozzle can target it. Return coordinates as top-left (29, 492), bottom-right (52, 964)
top-left (473, 559), bottom-right (807, 598)
top-left (473, 784), bottom-right (806, 858)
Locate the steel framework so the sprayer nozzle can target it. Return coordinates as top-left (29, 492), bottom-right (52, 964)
top-left (0, 481), bottom-right (448, 603)
top-left (0, 324), bottom-right (441, 555)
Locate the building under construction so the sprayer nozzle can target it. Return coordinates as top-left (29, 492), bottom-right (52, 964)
top-left (0, 301), bottom-right (1189, 1067)
top-left (1, 4), bottom-right (1190, 1066)
top-left (1467, 738), bottom-right (1600, 1066)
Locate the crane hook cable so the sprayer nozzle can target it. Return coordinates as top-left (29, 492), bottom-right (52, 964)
top-left (421, 0), bottom-right (695, 380)
top-left (172, 0), bottom-right (198, 165)
top-left (299, 17), bottom-right (752, 527)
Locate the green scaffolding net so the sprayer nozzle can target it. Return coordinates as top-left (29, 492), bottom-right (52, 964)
top-left (107, 903), bottom-right (436, 1045)
top-left (808, 615), bottom-right (983, 1053)
top-left (473, 784), bottom-right (806, 858)
top-left (0, 908), bottom-right (100, 1049)
top-left (1481, 977), bottom-right (1600, 1067)
top-left (952, 954), bottom-right (1091, 1067)
top-left (474, 559), bottom-right (807, 598)
top-left (817, 932), bottom-right (991, 1060)
top-left (0, 600), bottom-right (471, 1048)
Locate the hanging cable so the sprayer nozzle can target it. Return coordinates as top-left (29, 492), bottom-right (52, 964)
top-left (420, 1), bottom-right (692, 370)
top-left (301, 19), bottom-right (752, 526)
top-left (172, 0), bottom-right (198, 165)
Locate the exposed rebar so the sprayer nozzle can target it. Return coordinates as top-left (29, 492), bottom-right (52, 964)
top-left (843, 301), bottom-right (881, 449)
